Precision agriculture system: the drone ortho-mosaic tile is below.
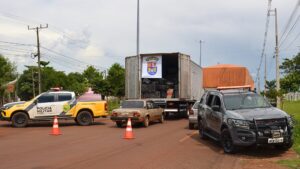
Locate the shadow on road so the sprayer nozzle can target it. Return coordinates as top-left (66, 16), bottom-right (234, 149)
top-left (190, 132), bottom-right (287, 159)
top-left (0, 120), bottom-right (106, 128)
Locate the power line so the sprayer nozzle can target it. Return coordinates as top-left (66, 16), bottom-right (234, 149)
top-left (284, 29), bottom-right (300, 50)
top-left (40, 46), bottom-right (107, 70)
top-left (279, 14), bottom-right (300, 48)
top-left (0, 40), bottom-right (35, 46)
top-left (256, 0), bottom-right (272, 88)
top-left (279, 0), bottom-right (300, 44)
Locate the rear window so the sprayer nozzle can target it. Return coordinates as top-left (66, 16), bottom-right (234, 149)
top-left (58, 94), bottom-right (72, 101)
top-left (121, 101), bottom-right (144, 108)
top-left (192, 101), bottom-right (200, 109)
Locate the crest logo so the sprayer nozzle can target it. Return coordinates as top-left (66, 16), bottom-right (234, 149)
top-left (146, 57), bottom-right (159, 75)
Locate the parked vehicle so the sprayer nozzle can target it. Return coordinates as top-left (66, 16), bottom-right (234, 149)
top-left (198, 89), bottom-right (293, 153)
top-left (188, 101), bottom-right (199, 129)
top-left (125, 52), bottom-right (203, 117)
top-left (111, 100), bottom-right (164, 127)
top-left (1, 91), bottom-right (108, 127)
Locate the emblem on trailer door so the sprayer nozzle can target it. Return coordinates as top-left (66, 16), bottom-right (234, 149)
top-left (146, 57), bottom-right (158, 75)
top-left (142, 56), bottom-right (162, 78)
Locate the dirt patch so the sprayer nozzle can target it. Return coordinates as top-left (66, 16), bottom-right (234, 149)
top-left (236, 147), bottom-right (298, 169)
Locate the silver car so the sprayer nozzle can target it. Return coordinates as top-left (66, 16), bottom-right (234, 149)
top-left (188, 101), bottom-right (199, 129)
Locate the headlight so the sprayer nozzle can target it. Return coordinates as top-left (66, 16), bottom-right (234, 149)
top-left (228, 118), bottom-right (250, 130)
top-left (287, 116), bottom-right (294, 127)
top-left (1, 105), bottom-right (14, 110)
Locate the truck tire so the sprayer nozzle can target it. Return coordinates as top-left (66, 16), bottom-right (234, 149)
top-left (76, 111), bottom-right (93, 126)
top-left (116, 121), bottom-right (123, 128)
top-left (275, 138), bottom-right (293, 151)
top-left (221, 128), bottom-right (237, 154)
top-left (189, 123), bottom-right (194, 129)
top-left (143, 116), bottom-right (150, 127)
top-left (11, 112), bottom-right (29, 128)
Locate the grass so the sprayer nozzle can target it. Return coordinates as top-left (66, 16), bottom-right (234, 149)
top-left (108, 99), bottom-right (120, 114)
top-left (278, 101), bottom-right (300, 169)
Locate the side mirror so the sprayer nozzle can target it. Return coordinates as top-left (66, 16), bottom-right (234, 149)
top-left (211, 105), bottom-right (220, 112)
top-left (34, 100), bottom-right (38, 105)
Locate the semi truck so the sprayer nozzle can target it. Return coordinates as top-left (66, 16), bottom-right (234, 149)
top-left (125, 52), bottom-right (203, 117)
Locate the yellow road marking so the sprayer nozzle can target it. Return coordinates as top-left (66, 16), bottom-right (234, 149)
top-left (179, 131), bottom-right (198, 143)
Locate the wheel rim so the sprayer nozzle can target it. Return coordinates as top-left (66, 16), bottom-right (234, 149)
top-left (80, 114), bottom-right (90, 124)
top-left (223, 133), bottom-right (233, 152)
top-left (16, 115), bottom-right (25, 124)
top-left (145, 117), bottom-right (149, 126)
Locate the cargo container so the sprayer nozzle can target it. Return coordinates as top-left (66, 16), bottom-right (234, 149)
top-left (202, 64), bottom-right (255, 90)
top-left (125, 52), bottom-right (203, 117)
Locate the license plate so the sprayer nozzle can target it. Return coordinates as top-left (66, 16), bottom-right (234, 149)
top-left (268, 138), bottom-right (284, 143)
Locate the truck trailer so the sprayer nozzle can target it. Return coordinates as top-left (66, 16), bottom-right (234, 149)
top-left (125, 52), bottom-right (203, 117)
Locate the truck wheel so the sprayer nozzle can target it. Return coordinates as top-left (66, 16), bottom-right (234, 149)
top-left (76, 111), bottom-right (93, 126)
top-left (221, 128), bottom-right (237, 154)
top-left (275, 138), bottom-right (293, 151)
top-left (198, 119), bottom-right (207, 139)
top-left (189, 123), bottom-right (194, 129)
top-left (143, 116), bottom-right (150, 127)
top-left (159, 114), bottom-right (164, 123)
top-left (116, 122), bottom-right (123, 128)
top-left (11, 112), bottom-right (29, 128)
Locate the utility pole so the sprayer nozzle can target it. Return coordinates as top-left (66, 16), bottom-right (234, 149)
top-left (137, 0), bottom-right (141, 99)
top-left (264, 54), bottom-right (267, 96)
top-left (257, 68), bottom-right (261, 93)
top-left (199, 40), bottom-right (203, 67)
top-left (28, 24), bottom-right (48, 94)
top-left (274, 8), bottom-right (281, 108)
top-left (31, 69), bottom-right (36, 98)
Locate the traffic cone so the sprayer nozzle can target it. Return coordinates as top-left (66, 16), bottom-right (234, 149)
top-left (123, 118), bottom-right (134, 139)
top-left (50, 116), bottom-right (62, 136)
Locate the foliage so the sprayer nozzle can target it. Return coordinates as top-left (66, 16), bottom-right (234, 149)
top-left (106, 63), bottom-right (125, 97)
top-left (280, 53), bottom-right (300, 93)
top-left (65, 72), bottom-right (88, 96)
top-left (108, 98), bottom-right (120, 113)
top-left (278, 101), bottom-right (300, 169)
top-left (82, 66), bottom-right (108, 96)
top-left (0, 55), bottom-right (17, 104)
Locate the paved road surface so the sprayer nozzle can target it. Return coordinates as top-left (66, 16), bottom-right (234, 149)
top-left (0, 118), bottom-right (294, 169)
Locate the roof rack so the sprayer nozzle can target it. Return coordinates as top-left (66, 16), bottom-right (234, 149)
top-left (216, 85), bottom-right (251, 91)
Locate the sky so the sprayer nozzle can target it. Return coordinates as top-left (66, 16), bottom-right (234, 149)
top-left (0, 0), bottom-right (299, 90)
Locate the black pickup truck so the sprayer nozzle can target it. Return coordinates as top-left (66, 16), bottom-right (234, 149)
top-left (197, 90), bottom-right (293, 153)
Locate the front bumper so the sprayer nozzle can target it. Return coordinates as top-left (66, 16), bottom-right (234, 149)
top-left (230, 126), bottom-right (293, 147)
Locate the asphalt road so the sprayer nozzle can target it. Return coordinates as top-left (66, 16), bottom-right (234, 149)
top-left (0, 118), bottom-right (294, 169)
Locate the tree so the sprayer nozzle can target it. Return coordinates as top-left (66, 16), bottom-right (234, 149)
top-left (65, 72), bottom-right (88, 96)
top-left (0, 55), bottom-right (17, 104)
top-left (106, 63), bottom-right (125, 97)
top-left (82, 66), bottom-right (107, 95)
top-left (280, 53), bottom-right (300, 93)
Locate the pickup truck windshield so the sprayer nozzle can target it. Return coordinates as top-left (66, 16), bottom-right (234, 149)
top-left (121, 101), bottom-right (144, 108)
top-left (224, 94), bottom-right (271, 110)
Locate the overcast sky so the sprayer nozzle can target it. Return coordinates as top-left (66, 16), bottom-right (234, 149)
top-left (0, 0), bottom-right (299, 89)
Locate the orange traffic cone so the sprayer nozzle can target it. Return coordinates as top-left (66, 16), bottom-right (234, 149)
top-left (50, 116), bottom-right (62, 136)
top-left (124, 118), bottom-right (134, 139)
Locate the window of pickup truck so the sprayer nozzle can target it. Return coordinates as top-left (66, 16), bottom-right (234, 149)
top-left (38, 94), bottom-right (55, 103)
top-left (58, 94), bottom-right (72, 101)
top-left (121, 101), bottom-right (145, 108)
top-left (224, 93), bottom-right (271, 110)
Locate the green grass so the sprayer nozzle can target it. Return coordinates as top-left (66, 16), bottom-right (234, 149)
top-left (108, 99), bottom-right (120, 114)
top-left (278, 101), bottom-right (300, 169)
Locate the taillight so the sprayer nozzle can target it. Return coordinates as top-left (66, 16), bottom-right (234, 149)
top-left (133, 112), bottom-right (140, 117)
top-left (105, 103), bottom-right (108, 111)
top-left (111, 111), bottom-right (118, 116)
top-left (189, 109), bottom-right (194, 115)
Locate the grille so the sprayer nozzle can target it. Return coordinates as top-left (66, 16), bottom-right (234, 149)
top-left (253, 118), bottom-right (287, 138)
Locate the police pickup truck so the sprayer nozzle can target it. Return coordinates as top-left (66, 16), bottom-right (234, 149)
top-left (1, 91), bottom-right (108, 127)
top-left (198, 89), bottom-right (293, 153)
